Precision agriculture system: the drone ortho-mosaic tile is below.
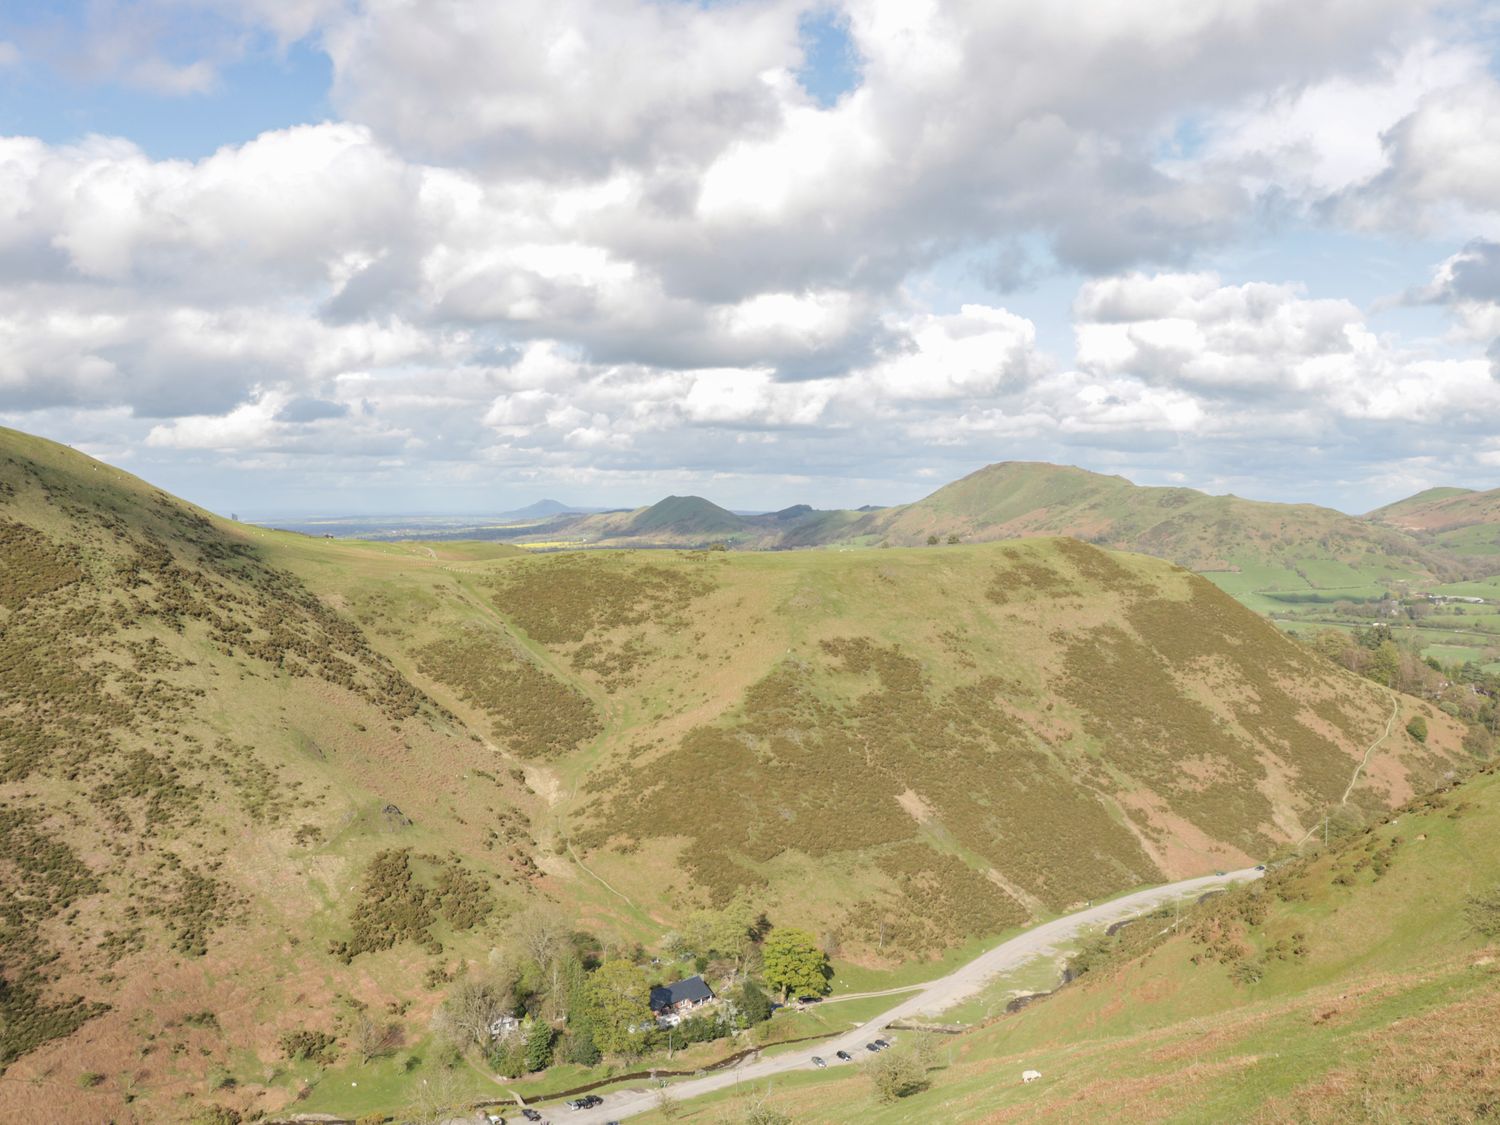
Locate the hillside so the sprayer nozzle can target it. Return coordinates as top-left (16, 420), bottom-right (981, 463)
top-left (666, 760), bottom-right (1500, 1123)
top-left (853, 462), bottom-right (1454, 600)
top-left (0, 428), bottom-right (551, 1122)
top-left (0, 427), bottom-right (1472, 1122)
top-left (269, 524), bottom-right (1465, 963)
top-left (1369, 484), bottom-right (1500, 565)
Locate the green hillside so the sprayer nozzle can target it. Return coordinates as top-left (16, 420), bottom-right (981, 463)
top-left (628, 495), bottom-right (748, 536)
top-left (0, 427), bottom-right (1471, 1122)
top-left (855, 462), bottom-right (1450, 596)
top-left (1369, 484), bottom-right (1500, 562)
top-left (657, 761), bottom-right (1500, 1123)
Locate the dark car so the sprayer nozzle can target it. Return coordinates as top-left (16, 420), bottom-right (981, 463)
top-left (865, 1042), bottom-right (880, 1052)
top-left (835, 1050), bottom-right (853, 1061)
top-left (811, 1056), bottom-right (827, 1068)
top-left (873, 1038), bottom-right (891, 1049)
top-left (566, 1094), bottom-right (604, 1109)
top-left (521, 1112), bottom-right (543, 1123)
top-left (1254, 864), bottom-right (1266, 871)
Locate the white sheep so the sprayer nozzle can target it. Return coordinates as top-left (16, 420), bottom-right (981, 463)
top-left (1022, 1068), bottom-right (1042, 1084)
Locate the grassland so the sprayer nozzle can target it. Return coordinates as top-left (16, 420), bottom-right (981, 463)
top-left (0, 426), bottom-right (1476, 1123)
top-left (628, 762), bottom-right (1500, 1124)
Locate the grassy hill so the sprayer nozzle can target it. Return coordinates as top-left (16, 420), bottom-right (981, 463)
top-left (1369, 484), bottom-right (1500, 566)
top-left (649, 760), bottom-right (1500, 1123)
top-left (0, 426), bottom-right (1473, 1121)
top-left (852, 462), bottom-right (1454, 606)
top-left (0, 428), bottom-right (552, 1122)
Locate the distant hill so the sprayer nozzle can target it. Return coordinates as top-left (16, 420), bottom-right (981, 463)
top-left (1368, 484), bottom-right (1500, 564)
top-left (497, 497), bottom-right (584, 520)
top-left (488, 464), bottom-right (1460, 608)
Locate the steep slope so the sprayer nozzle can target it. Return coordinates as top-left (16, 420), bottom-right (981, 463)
top-left (726, 760), bottom-right (1500, 1124)
top-left (275, 531), bottom-right (1466, 968)
top-left (1369, 483), bottom-right (1500, 564)
top-left (0, 428), bottom-right (550, 1122)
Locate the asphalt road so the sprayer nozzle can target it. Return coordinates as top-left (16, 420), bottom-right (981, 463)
top-left (534, 867), bottom-right (1262, 1125)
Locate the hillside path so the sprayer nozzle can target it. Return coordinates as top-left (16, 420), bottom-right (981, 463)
top-left (546, 868), bottom-right (1263, 1124)
top-left (1296, 689), bottom-right (1400, 846)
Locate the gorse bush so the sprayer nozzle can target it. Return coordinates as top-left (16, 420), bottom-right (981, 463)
top-left (417, 630), bottom-right (600, 758)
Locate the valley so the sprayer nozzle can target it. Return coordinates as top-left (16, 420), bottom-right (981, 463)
top-left (0, 426), bottom-right (1493, 1124)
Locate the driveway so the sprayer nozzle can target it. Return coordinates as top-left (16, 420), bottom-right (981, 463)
top-left (545, 868), bottom-right (1261, 1124)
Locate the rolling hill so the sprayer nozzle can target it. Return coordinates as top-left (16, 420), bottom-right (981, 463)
top-left (1369, 484), bottom-right (1500, 566)
top-left (459, 463), bottom-right (1465, 614)
top-left (0, 426), bottom-right (1474, 1121)
top-left (850, 461), bottom-right (1456, 598)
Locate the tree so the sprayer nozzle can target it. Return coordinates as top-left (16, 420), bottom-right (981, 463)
top-left (523, 1015), bottom-right (554, 1072)
top-left (517, 907), bottom-right (570, 1015)
top-left (353, 1011), bottom-right (399, 1063)
top-left (1406, 715), bottom-right (1429, 743)
top-left (432, 975), bottom-right (513, 1053)
top-left (561, 954), bottom-right (602, 1064)
top-left (760, 928), bottom-right (829, 1001)
top-left (734, 979), bottom-right (771, 1025)
top-left (946, 534), bottom-right (960, 545)
top-left (864, 1044), bottom-right (931, 1102)
top-left (587, 960), bottom-right (652, 1055)
top-left (683, 903), bottom-right (757, 969)
top-left (926, 534), bottom-right (939, 546)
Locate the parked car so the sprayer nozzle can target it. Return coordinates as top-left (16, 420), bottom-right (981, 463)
top-left (865, 1042), bottom-right (880, 1052)
top-left (873, 1038), bottom-right (891, 1049)
top-left (811, 1056), bottom-right (827, 1068)
top-left (521, 1112), bottom-right (543, 1123)
top-left (1254, 864), bottom-right (1266, 871)
top-left (566, 1094), bottom-right (604, 1109)
top-left (835, 1050), bottom-right (853, 1062)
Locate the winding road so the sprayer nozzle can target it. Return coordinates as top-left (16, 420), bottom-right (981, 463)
top-left (540, 868), bottom-right (1262, 1124)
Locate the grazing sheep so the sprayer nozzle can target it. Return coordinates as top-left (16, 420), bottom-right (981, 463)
top-left (1022, 1069), bottom-right (1042, 1084)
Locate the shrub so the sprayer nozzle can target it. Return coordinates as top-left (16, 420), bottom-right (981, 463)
top-left (1406, 715), bottom-right (1429, 743)
top-left (865, 1045), bottom-right (931, 1102)
top-left (1465, 885), bottom-right (1500, 939)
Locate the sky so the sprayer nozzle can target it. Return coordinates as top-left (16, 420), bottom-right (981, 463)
top-left (2, 1), bottom-right (1500, 517)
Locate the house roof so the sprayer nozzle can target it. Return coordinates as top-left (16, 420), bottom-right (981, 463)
top-left (650, 974), bottom-right (714, 1011)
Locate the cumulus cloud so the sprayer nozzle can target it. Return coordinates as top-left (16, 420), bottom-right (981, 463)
top-left (3, 0), bottom-right (1500, 513)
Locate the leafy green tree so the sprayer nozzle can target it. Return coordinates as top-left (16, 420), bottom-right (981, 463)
top-left (735, 978), bottom-right (771, 1025)
top-left (864, 1044), bottom-right (931, 1102)
top-left (760, 928), bottom-right (829, 1001)
top-left (1406, 715), bottom-right (1428, 743)
top-left (925, 534), bottom-right (939, 546)
top-left (587, 959), bottom-right (652, 1055)
top-left (523, 1016), bottom-right (554, 1072)
top-left (561, 954), bottom-right (602, 1064)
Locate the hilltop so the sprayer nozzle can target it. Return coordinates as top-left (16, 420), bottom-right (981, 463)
top-left (852, 461), bottom-right (1455, 595)
top-left (0, 426), bottom-right (1473, 1121)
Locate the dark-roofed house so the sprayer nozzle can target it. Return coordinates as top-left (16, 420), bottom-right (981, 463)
top-left (649, 974), bottom-right (714, 1018)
